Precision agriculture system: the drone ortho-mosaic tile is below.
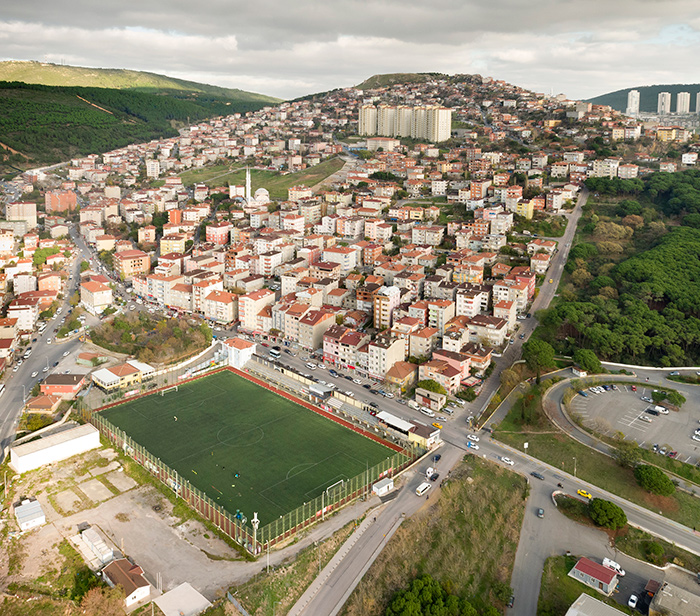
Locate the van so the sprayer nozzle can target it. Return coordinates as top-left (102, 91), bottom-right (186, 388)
top-left (23, 348), bottom-right (32, 359)
top-left (415, 482), bottom-right (431, 496)
top-left (408, 400), bottom-right (420, 410)
top-left (654, 405), bottom-right (669, 415)
top-left (420, 407), bottom-right (435, 418)
top-left (602, 558), bottom-right (625, 576)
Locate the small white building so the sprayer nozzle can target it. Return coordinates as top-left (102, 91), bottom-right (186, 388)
top-left (10, 424), bottom-right (101, 474)
top-left (372, 477), bottom-right (394, 497)
top-left (222, 337), bottom-right (256, 369)
top-left (14, 498), bottom-right (46, 531)
top-left (82, 527), bottom-right (114, 565)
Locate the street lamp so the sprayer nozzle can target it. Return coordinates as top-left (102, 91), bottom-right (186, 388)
top-left (22, 385), bottom-right (26, 403)
top-left (573, 457), bottom-right (577, 478)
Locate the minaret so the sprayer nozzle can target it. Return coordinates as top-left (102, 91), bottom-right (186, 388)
top-left (245, 166), bottom-right (251, 203)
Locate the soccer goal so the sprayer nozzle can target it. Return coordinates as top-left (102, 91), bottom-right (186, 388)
top-left (160, 385), bottom-right (179, 396)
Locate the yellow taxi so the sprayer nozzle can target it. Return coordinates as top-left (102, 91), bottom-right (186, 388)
top-left (577, 489), bottom-right (592, 500)
top-left (432, 422), bottom-right (443, 430)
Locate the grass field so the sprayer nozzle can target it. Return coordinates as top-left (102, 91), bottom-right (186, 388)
top-left (179, 157), bottom-right (345, 199)
top-left (100, 371), bottom-right (393, 525)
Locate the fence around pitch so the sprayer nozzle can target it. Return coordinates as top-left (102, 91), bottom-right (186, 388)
top-left (80, 384), bottom-right (422, 554)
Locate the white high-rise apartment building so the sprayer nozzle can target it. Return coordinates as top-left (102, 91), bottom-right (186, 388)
top-left (358, 105), bottom-right (377, 136)
top-left (625, 90), bottom-right (640, 115)
top-left (427, 106), bottom-right (452, 142)
top-left (677, 91), bottom-right (690, 114)
top-left (657, 92), bottom-right (672, 115)
top-left (377, 104), bottom-right (396, 136)
top-left (411, 106), bottom-right (428, 140)
top-left (396, 106), bottom-right (413, 137)
top-left (359, 104), bottom-right (452, 142)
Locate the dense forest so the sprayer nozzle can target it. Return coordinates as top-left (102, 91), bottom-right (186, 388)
top-left (0, 81), bottom-right (271, 169)
top-left (537, 170), bottom-right (700, 366)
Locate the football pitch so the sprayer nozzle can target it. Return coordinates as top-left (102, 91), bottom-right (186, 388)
top-left (100, 370), bottom-right (395, 525)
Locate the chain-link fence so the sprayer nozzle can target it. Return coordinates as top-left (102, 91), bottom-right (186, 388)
top-left (79, 365), bottom-right (422, 555)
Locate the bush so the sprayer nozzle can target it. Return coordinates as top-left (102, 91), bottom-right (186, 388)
top-left (415, 379), bottom-right (447, 395)
top-left (589, 498), bottom-right (627, 530)
top-left (634, 465), bottom-right (675, 496)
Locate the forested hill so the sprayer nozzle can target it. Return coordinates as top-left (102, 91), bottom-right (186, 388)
top-left (0, 61), bottom-right (280, 105)
top-left (586, 83), bottom-right (700, 113)
top-left (537, 170), bottom-right (700, 366)
top-left (0, 81), bottom-right (273, 172)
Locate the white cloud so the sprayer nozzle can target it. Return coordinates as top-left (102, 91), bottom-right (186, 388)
top-left (0, 1), bottom-right (700, 100)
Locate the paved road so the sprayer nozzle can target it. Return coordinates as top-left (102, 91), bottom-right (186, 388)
top-left (291, 440), bottom-right (465, 616)
top-left (0, 233), bottom-right (86, 457)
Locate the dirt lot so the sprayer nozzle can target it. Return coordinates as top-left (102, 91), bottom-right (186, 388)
top-left (1, 442), bottom-right (379, 602)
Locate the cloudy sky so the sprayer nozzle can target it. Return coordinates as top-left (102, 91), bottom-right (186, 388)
top-left (2, 1), bottom-right (700, 100)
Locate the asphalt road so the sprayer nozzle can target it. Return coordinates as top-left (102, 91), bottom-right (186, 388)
top-left (0, 235), bottom-right (86, 457)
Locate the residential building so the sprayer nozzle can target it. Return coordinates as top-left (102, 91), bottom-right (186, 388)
top-left (238, 289), bottom-right (276, 332)
top-left (201, 289), bottom-right (238, 324)
top-left (567, 557), bottom-right (618, 596)
top-left (367, 334), bottom-right (405, 380)
top-left (373, 285), bottom-right (401, 330)
top-left (114, 250), bottom-right (150, 280)
top-left (80, 280), bottom-right (113, 315)
top-left (418, 360), bottom-right (461, 394)
top-left (102, 558), bottom-right (151, 608)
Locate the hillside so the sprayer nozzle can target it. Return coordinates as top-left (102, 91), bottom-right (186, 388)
top-left (0, 60), bottom-right (281, 105)
top-left (0, 80), bottom-right (272, 171)
top-left (356, 72), bottom-right (446, 90)
top-left (587, 83), bottom-right (700, 113)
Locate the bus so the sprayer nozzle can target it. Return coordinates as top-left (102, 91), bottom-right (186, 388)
top-left (269, 349), bottom-right (281, 359)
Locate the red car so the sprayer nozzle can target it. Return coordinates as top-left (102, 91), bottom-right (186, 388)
top-left (261, 342), bottom-right (269, 347)
top-left (631, 385), bottom-right (637, 391)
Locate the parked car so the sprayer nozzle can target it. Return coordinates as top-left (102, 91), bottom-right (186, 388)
top-left (631, 384), bottom-right (637, 391)
top-left (641, 396), bottom-right (653, 403)
top-left (578, 390), bottom-right (588, 397)
top-left (628, 595), bottom-right (638, 609)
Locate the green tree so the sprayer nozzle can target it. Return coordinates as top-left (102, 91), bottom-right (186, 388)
top-left (415, 379), bottom-right (447, 395)
top-left (634, 465), bottom-right (675, 496)
top-left (613, 440), bottom-right (641, 468)
top-left (573, 349), bottom-right (602, 374)
top-left (80, 260), bottom-right (90, 272)
top-left (522, 338), bottom-right (555, 383)
top-left (589, 498), bottom-right (627, 530)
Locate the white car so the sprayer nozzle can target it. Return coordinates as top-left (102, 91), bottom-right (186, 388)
top-left (62, 351), bottom-right (70, 357)
top-left (627, 595), bottom-right (638, 609)
top-left (46, 338), bottom-right (52, 344)
top-left (42, 366), bottom-right (49, 373)
top-left (12, 364), bottom-right (19, 372)
top-left (502, 457), bottom-right (515, 466)
top-left (31, 371), bottom-right (38, 378)
top-left (383, 392), bottom-right (394, 398)
top-left (467, 434), bottom-right (480, 443)
top-left (352, 378), bottom-right (362, 385)
top-left (306, 363), bottom-right (317, 370)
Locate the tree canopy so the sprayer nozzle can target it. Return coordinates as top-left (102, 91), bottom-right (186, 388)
top-left (522, 339), bottom-right (555, 379)
top-left (385, 575), bottom-right (479, 616)
top-left (573, 349), bottom-right (601, 374)
top-left (634, 465), bottom-right (675, 496)
top-left (589, 498), bottom-right (627, 530)
top-left (415, 379), bottom-right (447, 395)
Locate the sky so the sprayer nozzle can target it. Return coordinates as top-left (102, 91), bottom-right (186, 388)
top-left (1, 1), bottom-right (700, 101)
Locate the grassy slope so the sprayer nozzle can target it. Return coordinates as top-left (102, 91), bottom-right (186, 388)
top-left (356, 73), bottom-right (443, 89)
top-left (0, 60), bottom-right (280, 103)
top-left (180, 157), bottom-right (345, 200)
top-left (341, 458), bottom-right (527, 615)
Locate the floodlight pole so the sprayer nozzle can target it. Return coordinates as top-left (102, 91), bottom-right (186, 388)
top-left (252, 512), bottom-right (259, 555)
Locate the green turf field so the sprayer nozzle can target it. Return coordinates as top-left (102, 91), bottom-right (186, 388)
top-left (100, 370), bottom-right (394, 525)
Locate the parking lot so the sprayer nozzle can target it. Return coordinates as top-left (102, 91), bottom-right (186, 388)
top-left (568, 383), bottom-right (700, 465)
